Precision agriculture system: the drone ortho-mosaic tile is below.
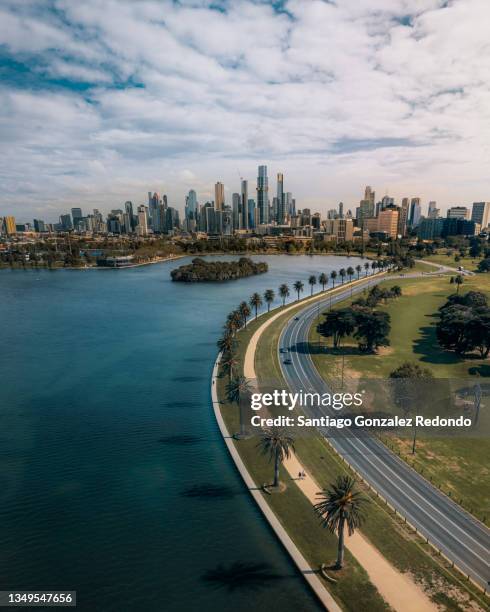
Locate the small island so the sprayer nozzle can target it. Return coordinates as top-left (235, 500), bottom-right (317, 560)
top-left (171, 257), bottom-right (268, 282)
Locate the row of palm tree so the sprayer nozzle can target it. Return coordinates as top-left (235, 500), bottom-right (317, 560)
top-left (257, 426), bottom-right (367, 569)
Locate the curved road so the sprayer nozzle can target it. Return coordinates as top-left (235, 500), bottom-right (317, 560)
top-left (278, 275), bottom-right (490, 590)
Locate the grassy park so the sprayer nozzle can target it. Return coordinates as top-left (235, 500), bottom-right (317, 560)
top-left (308, 274), bottom-right (490, 520)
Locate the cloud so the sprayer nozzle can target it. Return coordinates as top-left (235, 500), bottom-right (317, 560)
top-left (0, 0), bottom-right (489, 221)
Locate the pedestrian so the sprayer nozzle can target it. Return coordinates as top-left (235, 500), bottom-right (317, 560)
top-left (298, 471), bottom-right (302, 480)
top-left (302, 470), bottom-right (306, 479)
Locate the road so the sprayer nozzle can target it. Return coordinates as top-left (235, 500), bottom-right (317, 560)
top-left (278, 274), bottom-right (490, 590)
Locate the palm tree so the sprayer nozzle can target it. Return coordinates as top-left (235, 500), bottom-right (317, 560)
top-left (221, 352), bottom-right (238, 381)
top-left (314, 476), bottom-right (368, 569)
top-left (257, 427), bottom-right (295, 488)
top-left (455, 274), bottom-right (464, 294)
top-left (355, 264), bottom-right (362, 280)
top-left (293, 280), bottom-right (304, 301)
top-left (250, 292), bottom-right (263, 319)
top-left (319, 272), bottom-right (328, 291)
top-left (264, 289), bottom-right (275, 312)
top-left (227, 376), bottom-right (253, 438)
top-left (371, 261), bottom-right (377, 274)
top-left (279, 283), bottom-right (290, 306)
top-left (239, 301), bottom-right (251, 328)
top-left (364, 262), bottom-right (370, 276)
top-left (330, 270), bottom-right (337, 288)
top-left (217, 333), bottom-right (237, 355)
top-left (339, 268), bottom-right (346, 284)
top-left (347, 266), bottom-right (354, 283)
top-left (308, 274), bottom-right (317, 295)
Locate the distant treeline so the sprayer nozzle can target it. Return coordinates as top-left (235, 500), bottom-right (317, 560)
top-left (171, 257), bottom-right (268, 282)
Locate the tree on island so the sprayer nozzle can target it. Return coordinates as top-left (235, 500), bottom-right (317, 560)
top-left (257, 427), bottom-right (295, 488)
top-left (308, 275), bottom-right (317, 295)
top-left (317, 308), bottom-right (356, 349)
top-left (264, 289), bottom-right (275, 312)
top-left (314, 476), bottom-right (368, 569)
top-left (293, 280), bottom-right (304, 301)
top-left (279, 283), bottom-right (290, 306)
top-left (330, 270), bottom-right (338, 288)
top-left (250, 293), bottom-right (263, 320)
top-left (319, 272), bottom-right (328, 291)
top-left (227, 376), bottom-right (253, 438)
top-left (239, 302), bottom-right (251, 328)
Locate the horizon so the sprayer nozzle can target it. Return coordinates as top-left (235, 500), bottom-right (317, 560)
top-left (1, 0), bottom-right (489, 220)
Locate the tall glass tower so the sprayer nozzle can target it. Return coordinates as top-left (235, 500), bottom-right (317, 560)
top-left (257, 165), bottom-right (269, 224)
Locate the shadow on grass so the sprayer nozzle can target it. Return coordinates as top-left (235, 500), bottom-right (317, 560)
top-left (201, 562), bottom-right (288, 592)
top-left (292, 341), bottom-right (362, 356)
top-left (412, 315), bottom-right (462, 365)
top-left (180, 483), bottom-right (237, 500)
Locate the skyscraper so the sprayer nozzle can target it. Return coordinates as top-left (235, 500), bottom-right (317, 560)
top-left (338, 202), bottom-right (344, 219)
top-left (427, 201), bottom-right (440, 219)
top-left (71, 208), bottom-right (83, 230)
top-left (471, 202), bottom-right (490, 228)
top-left (215, 182), bottom-right (225, 211)
top-left (240, 180), bottom-right (248, 229)
top-left (232, 193), bottom-right (240, 230)
top-left (409, 198), bottom-right (421, 227)
top-left (4, 216), bottom-right (16, 235)
top-left (257, 165), bottom-right (269, 224)
top-left (276, 173), bottom-right (284, 224)
top-left (125, 201), bottom-right (135, 230)
top-left (398, 198), bottom-right (410, 236)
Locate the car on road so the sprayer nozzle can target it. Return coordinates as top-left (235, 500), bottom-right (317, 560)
top-left (283, 358), bottom-right (292, 365)
top-left (279, 348), bottom-right (287, 353)
top-left (294, 316), bottom-right (300, 321)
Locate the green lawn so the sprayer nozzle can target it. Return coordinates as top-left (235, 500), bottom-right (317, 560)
top-left (422, 252), bottom-right (480, 272)
top-left (308, 274), bottom-right (490, 520)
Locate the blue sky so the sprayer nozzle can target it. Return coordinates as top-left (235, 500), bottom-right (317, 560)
top-left (1, 0), bottom-right (489, 222)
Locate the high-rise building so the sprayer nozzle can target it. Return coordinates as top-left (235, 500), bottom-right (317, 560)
top-left (71, 208), bottom-right (83, 230)
top-left (285, 192), bottom-right (295, 217)
top-left (4, 216), bottom-right (16, 235)
top-left (256, 165), bottom-right (269, 224)
top-left (137, 205), bottom-right (149, 236)
top-left (338, 202), bottom-right (344, 219)
top-left (276, 173), bottom-right (284, 224)
top-left (248, 199), bottom-right (256, 229)
top-left (124, 201), bottom-right (135, 231)
top-left (240, 180), bottom-right (248, 229)
top-left (398, 198), bottom-right (410, 236)
top-left (215, 182), bottom-right (225, 211)
top-left (378, 207), bottom-right (399, 238)
top-left (33, 219), bottom-right (46, 233)
top-left (232, 193), bottom-right (240, 230)
top-left (447, 206), bottom-right (469, 220)
top-left (427, 201), bottom-right (440, 219)
top-left (409, 198), bottom-right (421, 227)
top-left (59, 214), bottom-right (73, 231)
top-left (185, 190), bottom-right (198, 220)
top-left (471, 202), bottom-right (490, 228)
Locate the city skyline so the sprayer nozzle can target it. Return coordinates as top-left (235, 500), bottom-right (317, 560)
top-left (1, 0), bottom-right (489, 219)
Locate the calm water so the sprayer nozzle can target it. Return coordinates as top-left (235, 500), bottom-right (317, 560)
top-left (0, 254), bottom-right (362, 612)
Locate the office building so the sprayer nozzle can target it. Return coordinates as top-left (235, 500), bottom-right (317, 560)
top-left (4, 216), bottom-right (16, 235)
top-left (276, 173), bottom-right (285, 224)
top-left (240, 180), bottom-right (248, 229)
top-left (256, 165), bottom-right (269, 224)
top-left (409, 198), bottom-right (421, 227)
top-left (471, 202), bottom-right (490, 229)
top-left (378, 207), bottom-right (399, 239)
top-left (71, 208), bottom-right (83, 230)
top-left (215, 182), bottom-right (225, 211)
top-left (427, 201), bottom-right (440, 219)
top-left (447, 206), bottom-right (469, 220)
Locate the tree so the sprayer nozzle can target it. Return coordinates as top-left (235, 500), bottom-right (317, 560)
top-left (257, 427), bottom-right (295, 488)
top-left (455, 274), bottom-right (464, 294)
top-left (347, 266), bottom-right (355, 283)
top-left (390, 362), bottom-right (434, 453)
top-left (477, 257), bottom-right (490, 272)
top-left (239, 301), bottom-right (251, 327)
top-left (293, 280), bottom-right (304, 301)
top-left (250, 293), bottom-right (263, 319)
top-left (391, 285), bottom-right (402, 298)
top-left (355, 264), bottom-right (362, 279)
top-left (319, 272), bottom-right (328, 291)
top-left (364, 262), bottom-right (370, 276)
top-left (308, 275), bottom-right (317, 295)
top-left (330, 270), bottom-right (338, 288)
top-left (371, 261), bottom-right (377, 273)
top-left (221, 352), bottom-right (239, 381)
top-left (339, 268), bottom-right (346, 284)
top-left (227, 376), bottom-right (253, 438)
top-left (217, 333), bottom-right (237, 354)
top-left (264, 289), bottom-right (275, 312)
top-left (314, 476), bottom-right (368, 569)
top-left (354, 309), bottom-right (391, 353)
top-left (317, 308), bottom-right (356, 349)
top-left (279, 283), bottom-right (290, 306)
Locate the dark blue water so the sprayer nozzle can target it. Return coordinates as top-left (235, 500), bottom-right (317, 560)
top-left (0, 254), bottom-right (362, 611)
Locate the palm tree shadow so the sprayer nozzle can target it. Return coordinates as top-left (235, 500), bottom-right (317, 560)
top-left (201, 561), bottom-right (288, 592)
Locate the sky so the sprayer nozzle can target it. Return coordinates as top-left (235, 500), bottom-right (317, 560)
top-left (1, 0), bottom-right (489, 222)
